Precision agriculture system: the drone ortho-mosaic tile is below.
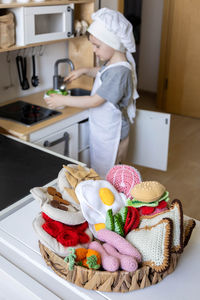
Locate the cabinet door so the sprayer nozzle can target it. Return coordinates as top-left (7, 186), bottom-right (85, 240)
top-left (78, 118), bottom-right (89, 152)
top-left (35, 123), bottom-right (78, 160)
top-left (157, 0), bottom-right (200, 118)
top-left (79, 147), bottom-right (90, 167)
top-left (127, 109), bottom-right (170, 171)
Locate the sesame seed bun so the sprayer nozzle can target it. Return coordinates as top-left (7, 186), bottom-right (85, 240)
top-left (130, 181), bottom-right (166, 203)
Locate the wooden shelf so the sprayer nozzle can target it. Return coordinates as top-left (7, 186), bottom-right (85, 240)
top-left (0, 0), bottom-right (93, 9)
top-left (0, 38), bottom-right (68, 53)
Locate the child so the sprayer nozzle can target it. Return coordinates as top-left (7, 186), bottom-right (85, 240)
top-left (44, 8), bottom-right (139, 178)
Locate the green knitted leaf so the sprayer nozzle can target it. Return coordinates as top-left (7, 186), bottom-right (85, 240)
top-left (105, 209), bottom-right (114, 231)
top-left (119, 206), bottom-right (128, 225)
top-left (64, 247), bottom-right (76, 270)
top-left (86, 255), bottom-right (100, 269)
top-left (114, 214), bottom-right (124, 237)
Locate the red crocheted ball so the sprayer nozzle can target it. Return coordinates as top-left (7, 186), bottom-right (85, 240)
top-left (106, 165), bottom-right (142, 198)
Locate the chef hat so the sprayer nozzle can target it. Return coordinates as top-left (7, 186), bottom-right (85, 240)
top-left (87, 8), bottom-right (136, 53)
top-left (88, 8), bottom-right (139, 121)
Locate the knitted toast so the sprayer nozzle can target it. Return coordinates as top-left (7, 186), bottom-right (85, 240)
top-left (183, 216), bottom-right (196, 247)
top-left (126, 218), bottom-right (173, 272)
top-left (139, 199), bottom-right (183, 253)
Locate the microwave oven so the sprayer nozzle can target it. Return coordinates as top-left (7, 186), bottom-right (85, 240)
top-left (10, 5), bottom-right (74, 46)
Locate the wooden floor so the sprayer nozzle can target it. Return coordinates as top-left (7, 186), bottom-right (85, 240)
top-left (131, 91), bottom-right (200, 221)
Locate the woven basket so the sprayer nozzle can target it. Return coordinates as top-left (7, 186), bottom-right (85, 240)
top-left (39, 242), bottom-right (180, 293)
top-left (0, 12), bottom-right (15, 49)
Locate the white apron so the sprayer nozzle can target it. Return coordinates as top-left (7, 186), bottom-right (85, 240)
top-left (89, 62), bottom-right (132, 178)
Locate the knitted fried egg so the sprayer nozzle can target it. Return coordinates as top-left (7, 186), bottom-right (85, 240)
top-left (75, 180), bottom-right (126, 236)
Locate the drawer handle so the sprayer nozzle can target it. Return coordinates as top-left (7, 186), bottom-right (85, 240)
top-left (43, 132), bottom-right (70, 156)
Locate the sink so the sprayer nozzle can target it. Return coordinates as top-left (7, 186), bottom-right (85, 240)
top-left (69, 88), bottom-right (91, 96)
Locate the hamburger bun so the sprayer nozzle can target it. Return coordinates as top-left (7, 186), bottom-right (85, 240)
top-left (130, 181), bottom-right (166, 203)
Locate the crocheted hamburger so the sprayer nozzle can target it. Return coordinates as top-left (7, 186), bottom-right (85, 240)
top-left (127, 181), bottom-right (170, 216)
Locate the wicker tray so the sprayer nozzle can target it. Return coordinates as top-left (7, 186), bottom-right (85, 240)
top-left (39, 241), bottom-right (180, 293)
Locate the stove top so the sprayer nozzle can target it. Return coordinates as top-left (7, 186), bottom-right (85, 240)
top-left (0, 100), bottom-right (61, 126)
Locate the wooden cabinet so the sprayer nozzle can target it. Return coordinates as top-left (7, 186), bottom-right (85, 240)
top-left (31, 123), bottom-right (79, 160)
top-left (157, 0), bottom-right (200, 118)
top-left (0, 0), bottom-right (95, 91)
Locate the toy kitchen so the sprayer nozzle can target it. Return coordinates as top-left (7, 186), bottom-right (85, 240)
top-left (1, 2), bottom-right (200, 300)
top-left (0, 0), bottom-right (170, 172)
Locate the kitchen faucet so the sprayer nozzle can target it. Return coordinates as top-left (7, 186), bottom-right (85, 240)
top-left (53, 58), bottom-right (74, 90)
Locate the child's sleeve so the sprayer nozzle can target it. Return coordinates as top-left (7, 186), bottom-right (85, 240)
top-left (95, 66), bottom-right (133, 106)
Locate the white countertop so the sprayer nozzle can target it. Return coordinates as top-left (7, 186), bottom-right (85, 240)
top-left (0, 191), bottom-right (199, 300)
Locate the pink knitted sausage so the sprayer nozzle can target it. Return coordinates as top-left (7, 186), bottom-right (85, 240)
top-left (89, 241), bottom-right (119, 272)
top-left (103, 243), bottom-right (138, 272)
top-left (97, 229), bottom-right (142, 262)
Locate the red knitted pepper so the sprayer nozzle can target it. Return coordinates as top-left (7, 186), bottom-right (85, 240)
top-left (42, 220), bottom-right (64, 238)
top-left (42, 212), bottom-right (53, 222)
top-left (41, 214), bottom-right (90, 247)
top-left (57, 230), bottom-right (79, 247)
top-left (140, 206), bottom-right (155, 215)
top-left (157, 200), bottom-right (168, 209)
top-left (124, 207), bottom-right (140, 235)
top-left (78, 231), bottom-right (90, 244)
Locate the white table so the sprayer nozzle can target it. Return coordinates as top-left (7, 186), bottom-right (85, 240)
top-left (0, 192), bottom-right (199, 300)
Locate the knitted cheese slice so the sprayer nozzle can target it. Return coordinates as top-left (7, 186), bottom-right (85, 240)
top-left (106, 165), bottom-right (142, 198)
top-left (30, 187), bottom-right (85, 225)
top-left (139, 199), bottom-right (183, 253)
top-left (32, 213), bottom-right (93, 257)
top-left (126, 218), bottom-right (172, 272)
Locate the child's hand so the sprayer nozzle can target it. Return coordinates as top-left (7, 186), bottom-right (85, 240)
top-left (44, 94), bottom-right (67, 109)
top-left (64, 68), bottom-right (86, 83)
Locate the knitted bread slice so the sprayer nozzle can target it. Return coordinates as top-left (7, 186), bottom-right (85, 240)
top-left (32, 213), bottom-right (93, 257)
top-left (106, 165), bottom-right (142, 198)
top-left (139, 199), bottom-right (183, 253)
top-left (183, 217), bottom-right (196, 248)
top-left (126, 218), bottom-right (173, 272)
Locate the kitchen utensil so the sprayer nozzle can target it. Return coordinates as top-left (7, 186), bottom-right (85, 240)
top-left (31, 55), bottom-right (39, 87)
top-left (16, 55), bottom-right (29, 90)
top-left (4, 52), bottom-right (14, 90)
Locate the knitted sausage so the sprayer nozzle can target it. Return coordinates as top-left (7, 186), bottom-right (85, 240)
top-left (97, 229), bottom-right (142, 262)
top-left (103, 243), bottom-right (138, 272)
top-left (89, 241), bottom-right (119, 272)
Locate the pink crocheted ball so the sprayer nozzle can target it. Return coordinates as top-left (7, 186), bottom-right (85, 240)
top-left (106, 165), bottom-right (142, 198)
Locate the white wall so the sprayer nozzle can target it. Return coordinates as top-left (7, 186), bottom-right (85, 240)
top-left (96, 0), bottom-right (164, 93)
top-left (95, 0), bottom-right (118, 10)
top-left (138, 0), bottom-right (164, 93)
top-left (0, 42), bottom-right (69, 104)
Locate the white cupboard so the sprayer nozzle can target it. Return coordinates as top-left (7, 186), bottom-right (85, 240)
top-left (127, 109), bottom-right (170, 171)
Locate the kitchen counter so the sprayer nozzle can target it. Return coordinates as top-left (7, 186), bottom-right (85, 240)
top-left (0, 91), bottom-right (88, 140)
top-left (0, 192), bottom-right (199, 299)
top-left (0, 134), bottom-right (82, 211)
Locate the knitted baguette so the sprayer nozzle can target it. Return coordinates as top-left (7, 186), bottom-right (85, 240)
top-left (97, 229), bottom-right (142, 262)
top-left (89, 241), bottom-right (119, 272)
top-left (103, 243), bottom-right (138, 272)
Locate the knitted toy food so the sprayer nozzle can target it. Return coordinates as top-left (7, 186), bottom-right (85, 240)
top-left (127, 181), bottom-right (170, 216)
top-left (75, 179), bottom-right (126, 237)
top-left (103, 243), bottom-right (138, 272)
top-left (106, 164), bottom-right (142, 198)
top-left (32, 163), bottom-right (196, 293)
